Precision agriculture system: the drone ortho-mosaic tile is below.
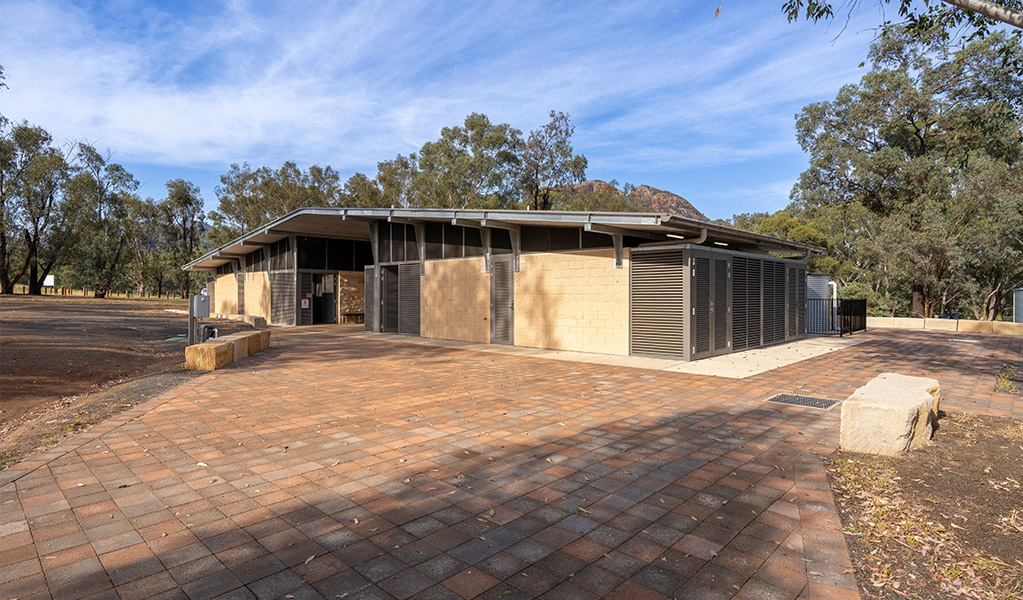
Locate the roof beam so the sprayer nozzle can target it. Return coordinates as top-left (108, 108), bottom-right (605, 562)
top-left (479, 219), bottom-right (519, 232)
top-left (584, 223), bottom-right (664, 241)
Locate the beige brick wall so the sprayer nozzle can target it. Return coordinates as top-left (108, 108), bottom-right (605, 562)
top-left (421, 257), bottom-right (490, 343)
top-left (514, 248), bottom-right (630, 356)
top-left (243, 272), bottom-right (271, 322)
top-left (214, 274), bottom-right (238, 315)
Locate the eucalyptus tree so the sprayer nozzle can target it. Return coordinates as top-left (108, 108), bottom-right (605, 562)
top-left (519, 111), bottom-right (588, 211)
top-left (65, 144), bottom-right (138, 298)
top-left (413, 113), bottom-right (522, 209)
top-left (159, 179), bottom-right (206, 297)
top-left (0, 120), bottom-right (75, 294)
top-left (793, 30), bottom-right (1022, 318)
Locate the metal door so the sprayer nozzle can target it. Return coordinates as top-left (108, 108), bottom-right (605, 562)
top-left (397, 263), bottom-right (420, 336)
top-left (691, 253), bottom-right (730, 359)
top-left (364, 266), bottom-right (377, 332)
top-left (491, 255), bottom-right (513, 345)
top-left (313, 273), bottom-right (337, 324)
top-left (299, 272), bottom-right (313, 325)
top-left (630, 249), bottom-right (685, 358)
top-left (382, 266), bottom-right (399, 333)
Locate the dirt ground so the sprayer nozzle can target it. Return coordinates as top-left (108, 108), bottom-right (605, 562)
top-left (0, 295), bottom-right (255, 467)
top-left (826, 412), bottom-right (1023, 600)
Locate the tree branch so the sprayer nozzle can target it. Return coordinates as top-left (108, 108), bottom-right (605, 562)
top-left (942, 0), bottom-right (1023, 28)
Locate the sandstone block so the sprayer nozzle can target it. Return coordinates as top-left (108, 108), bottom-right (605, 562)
top-left (244, 332), bottom-right (262, 355)
top-left (892, 317), bottom-right (926, 329)
top-left (866, 317), bottom-right (894, 328)
top-left (992, 321), bottom-right (1023, 336)
top-left (923, 318), bottom-right (957, 331)
top-left (957, 320), bottom-right (994, 334)
top-left (257, 329), bottom-right (272, 350)
top-left (841, 373), bottom-right (941, 456)
top-left (185, 341), bottom-right (234, 371)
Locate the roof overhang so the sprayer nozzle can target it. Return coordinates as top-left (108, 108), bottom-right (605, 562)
top-left (183, 207), bottom-right (824, 271)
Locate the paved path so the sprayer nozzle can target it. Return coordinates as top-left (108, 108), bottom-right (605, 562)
top-left (1, 328), bottom-right (1019, 600)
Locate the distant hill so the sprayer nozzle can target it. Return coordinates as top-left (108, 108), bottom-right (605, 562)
top-left (567, 180), bottom-right (709, 222)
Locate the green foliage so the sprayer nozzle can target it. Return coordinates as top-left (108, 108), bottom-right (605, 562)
top-left (207, 162), bottom-right (343, 246)
top-left (746, 31), bottom-right (1023, 320)
top-left (519, 111), bottom-right (588, 211)
top-left (783, 1), bottom-right (1023, 45)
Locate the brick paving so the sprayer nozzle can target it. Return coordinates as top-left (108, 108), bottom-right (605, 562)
top-left (1, 327), bottom-right (1019, 600)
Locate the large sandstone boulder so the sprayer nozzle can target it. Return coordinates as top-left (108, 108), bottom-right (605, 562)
top-left (185, 341), bottom-right (234, 371)
top-left (840, 373), bottom-right (941, 456)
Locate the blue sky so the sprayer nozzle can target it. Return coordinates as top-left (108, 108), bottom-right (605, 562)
top-left (1, 0), bottom-right (887, 220)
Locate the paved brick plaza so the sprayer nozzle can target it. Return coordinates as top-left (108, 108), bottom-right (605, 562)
top-left (1, 328), bottom-right (1020, 600)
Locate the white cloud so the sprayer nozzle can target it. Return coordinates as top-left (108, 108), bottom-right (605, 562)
top-left (0, 0), bottom-right (880, 210)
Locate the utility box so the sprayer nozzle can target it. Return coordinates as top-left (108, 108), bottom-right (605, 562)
top-left (192, 294), bottom-right (211, 318)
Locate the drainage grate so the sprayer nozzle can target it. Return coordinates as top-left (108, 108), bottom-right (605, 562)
top-left (766, 393), bottom-right (840, 409)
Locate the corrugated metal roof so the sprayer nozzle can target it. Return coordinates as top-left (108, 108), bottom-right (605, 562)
top-left (184, 207), bottom-right (823, 270)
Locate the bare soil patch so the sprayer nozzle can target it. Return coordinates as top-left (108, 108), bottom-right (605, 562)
top-left (826, 412), bottom-right (1023, 600)
top-left (0, 295), bottom-right (254, 467)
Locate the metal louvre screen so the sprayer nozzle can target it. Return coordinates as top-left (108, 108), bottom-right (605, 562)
top-left (383, 266), bottom-right (399, 332)
top-left (713, 258), bottom-right (729, 352)
top-left (747, 258), bottom-right (762, 348)
top-left (270, 272), bottom-right (295, 326)
top-left (692, 256), bottom-right (711, 355)
top-left (299, 273), bottom-right (313, 325)
top-left (797, 268), bottom-right (806, 335)
top-left (398, 263), bottom-right (421, 336)
top-left (364, 266), bottom-right (376, 332)
top-left (764, 261), bottom-right (786, 345)
top-left (491, 256), bottom-right (513, 344)
top-left (630, 250), bottom-right (685, 358)
top-left (732, 257), bottom-right (749, 351)
top-left (787, 266), bottom-right (797, 338)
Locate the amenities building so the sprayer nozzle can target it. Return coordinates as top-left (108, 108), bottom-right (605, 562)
top-left (183, 208), bottom-right (820, 361)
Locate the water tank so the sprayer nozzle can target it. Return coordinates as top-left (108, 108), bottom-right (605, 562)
top-left (807, 274), bottom-right (831, 300)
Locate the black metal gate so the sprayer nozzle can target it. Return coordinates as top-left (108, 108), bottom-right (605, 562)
top-left (807, 298), bottom-right (867, 336)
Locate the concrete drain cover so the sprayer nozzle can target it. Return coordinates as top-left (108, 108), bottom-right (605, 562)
top-left (766, 393), bottom-right (840, 409)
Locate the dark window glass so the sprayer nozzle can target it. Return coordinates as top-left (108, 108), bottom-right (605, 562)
top-left (521, 226), bottom-right (549, 252)
top-left (405, 224), bottom-right (417, 262)
top-left (549, 227), bottom-right (580, 250)
top-left (353, 241), bottom-right (373, 269)
top-left (464, 227), bottom-right (484, 256)
top-left (379, 224), bottom-right (391, 263)
top-left (491, 228), bottom-right (512, 255)
top-left (390, 223), bottom-right (405, 262)
top-left (298, 236), bottom-right (326, 270)
top-left (327, 238), bottom-right (350, 271)
top-left (581, 231), bottom-right (613, 249)
top-left (443, 223), bottom-right (463, 258)
top-left (425, 223), bottom-right (443, 259)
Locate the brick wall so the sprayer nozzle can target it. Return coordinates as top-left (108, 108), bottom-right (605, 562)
top-left (514, 248), bottom-right (630, 356)
top-left (214, 274), bottom-right (238, 315)
top-left (243, 272), bottom-right (271, 322)
top-left (421, 257), bottom-right (490, 343)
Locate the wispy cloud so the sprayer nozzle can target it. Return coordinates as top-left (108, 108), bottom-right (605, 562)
top-left (0, 0), bottom-right (880, 214)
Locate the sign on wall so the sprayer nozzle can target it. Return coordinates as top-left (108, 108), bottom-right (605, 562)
top-left (301, 298), bottom-right (310, 309)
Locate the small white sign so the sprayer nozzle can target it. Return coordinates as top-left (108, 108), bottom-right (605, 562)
top-left (301, 298), bottom-right (310, 309)
top-left (43, 274), bottom-right (55, 287)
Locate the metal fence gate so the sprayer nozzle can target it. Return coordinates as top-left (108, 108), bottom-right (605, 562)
top-left (806, 298), bottom-right (867, 335)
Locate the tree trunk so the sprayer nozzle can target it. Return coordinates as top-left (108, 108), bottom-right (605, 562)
top-left (27, 260), bottom-right (41, 295)
top-left (911, 282), bottom-right (926, 318)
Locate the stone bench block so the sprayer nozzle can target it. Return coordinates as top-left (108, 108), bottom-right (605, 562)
top-left (185, 341), bottom-right (234, 371)
top-left (841, 373), bottom-right (941, 456)
top-left (257, 330), bottom-right (272, 350)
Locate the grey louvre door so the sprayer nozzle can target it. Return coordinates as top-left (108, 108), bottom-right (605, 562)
top-left (382, 266), bottom-right (399, 333)
top-left (713, 258), bottom-right (731, 353)
top-left (397, 263), bottom-right (421, 336)
top-left (630, 249), bottom-right (684, 358)
top-left (787, 266), bottom-right (797, 339)
top-left (691, 255), bottom-right (712, 358)
top-left (299, 273), bottom-right (313, 325)
top-left (237, 274), bottom-right (245, 315)
top-left (691, 253), bottom-right (731, 359)
top-left (491, 255), bottom-right (513, 345)
top-left (364, 266), bottom-right (377, 332)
